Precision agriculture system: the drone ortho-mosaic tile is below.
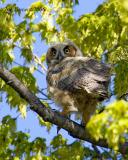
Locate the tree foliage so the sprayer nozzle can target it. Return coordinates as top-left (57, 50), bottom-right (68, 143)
top-left (0, 0), bottom-right (128, 159)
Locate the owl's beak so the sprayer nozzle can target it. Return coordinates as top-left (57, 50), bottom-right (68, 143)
top-left (59, 56), bottom-right (63, 61)
top-left (57, 53), bottom-right (64, 61)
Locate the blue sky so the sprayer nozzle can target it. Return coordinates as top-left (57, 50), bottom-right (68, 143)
top-left (0, 0), bottom-right (105, 145)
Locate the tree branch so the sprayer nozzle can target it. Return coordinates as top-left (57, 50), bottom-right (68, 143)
top-left (0, 63), bottom-right (127, 154)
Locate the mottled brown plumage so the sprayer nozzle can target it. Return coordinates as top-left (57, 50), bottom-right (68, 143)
top-left (46, 41), bottom-right (111, 125)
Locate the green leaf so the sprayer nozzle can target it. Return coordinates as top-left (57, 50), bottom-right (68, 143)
top-left (10, 66), bottom-right (37, 93)
top-left (38, 116), bottom-right (52, 132)
top-left (0, 43), bottom-right (15, 65)
top-left (19, 104), bottom-right (27, 118)
top-left (87, 100), bottom-right (128, 150)
top-left (50, 134), bottom-right (67, 149)
top-left (41, 55), bottom-right (46, 63)
top-left (2, 66), bottom-right (37, 114)
top-left (114, 60), bottom-right (128, 97)
top-left (1, 0), bottom-right (6, 3)
top-left (21, 47), bottom-right (33, 62)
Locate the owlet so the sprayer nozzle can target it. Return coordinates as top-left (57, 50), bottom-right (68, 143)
top-left (46, 41), bottom-right (111, 125)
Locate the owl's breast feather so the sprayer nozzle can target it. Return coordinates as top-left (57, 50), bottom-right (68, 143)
top-left (48, 85), bottom-right (78, 112)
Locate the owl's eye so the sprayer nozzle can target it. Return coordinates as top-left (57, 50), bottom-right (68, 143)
top-left (64, 46), bottom-right (70, 54)
top-left (51, 48), bottom-right (56, 56)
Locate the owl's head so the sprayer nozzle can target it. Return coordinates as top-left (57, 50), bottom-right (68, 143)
top-left (46, 41), bottom-right (82, 67)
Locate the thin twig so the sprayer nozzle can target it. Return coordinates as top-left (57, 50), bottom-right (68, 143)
top-left (13, 61), bottom-right (45, 76)
top-left (37, 88), bottom-right (49, 99)
top-left (33, 54), bottom-right (47, 72)
top-left (13, 43), bottom-right (47, 74)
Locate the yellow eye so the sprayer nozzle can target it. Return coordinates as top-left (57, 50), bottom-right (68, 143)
top-left (64, 46), bottom-right (70, 54)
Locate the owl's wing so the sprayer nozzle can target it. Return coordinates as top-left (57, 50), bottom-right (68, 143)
top-left (47, 57), bottom-right (111, 100)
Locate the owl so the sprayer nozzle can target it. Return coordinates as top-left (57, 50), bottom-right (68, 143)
top-left (46, 41), bottom-right (111, 125)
